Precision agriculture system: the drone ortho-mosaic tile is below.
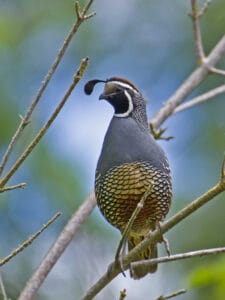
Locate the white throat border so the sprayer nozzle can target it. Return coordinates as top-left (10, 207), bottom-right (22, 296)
top-left (114, 90), bottom-right (134, 118)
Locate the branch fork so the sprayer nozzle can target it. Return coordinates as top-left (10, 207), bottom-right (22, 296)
top-left (75, 1), bottom-right (96, 21)
top-left (191, 0), bottom-right (225, 76)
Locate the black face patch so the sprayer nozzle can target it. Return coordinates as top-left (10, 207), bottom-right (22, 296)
top-left (107, 92), bottom-right (130, 115)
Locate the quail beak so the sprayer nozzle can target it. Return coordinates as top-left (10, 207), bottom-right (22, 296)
top-left (99, 93), bottom-right (109, 100)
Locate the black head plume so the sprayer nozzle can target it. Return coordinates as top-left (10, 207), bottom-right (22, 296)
top-left (84, 79), bottom-right (106, 95)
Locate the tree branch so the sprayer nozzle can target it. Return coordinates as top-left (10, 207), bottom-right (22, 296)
top-left (155, 289), bottom-right (187, 300)
top-left (221, 155), bottom-right (225, 181)
top-left (131, 247), bottom-right (225, 271)
top-left (150, 34), bottom-right (225, 132)
top-left (209, 67), bottom-right (225, 76)
top-left (0, 0), bottom-right (95, 177)
top-left (0, 212), bottom-right (61, 267)
top-left (18, 192), bottom-right (96, 300)
top-left (0, 273), bottom-right (8, 300)
top-left (115, 183), bottom-right (152, 266)
top-left (173, 84), bottom-right (225, 114)
top-left (80, 156), bottom-right (225, 300)
top-left (0, 182), bottom-right (26, 193)
top-left (0, 57), bottom-right (89, 189)
top-left (190, 0), bottom-right (205, 64)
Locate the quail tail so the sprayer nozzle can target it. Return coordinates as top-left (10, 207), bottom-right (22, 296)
top-left (128, 236), bottom-right (158, 279)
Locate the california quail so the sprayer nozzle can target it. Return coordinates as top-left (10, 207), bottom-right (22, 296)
top-left (84, 77), bottom-right (172, 278)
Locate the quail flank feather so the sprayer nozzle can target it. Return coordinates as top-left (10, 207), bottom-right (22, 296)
top-left (84, 77), bottom-right (172, 278)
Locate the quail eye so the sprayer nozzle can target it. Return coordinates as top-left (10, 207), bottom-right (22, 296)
top-left (115, 88), bottom-right (123, 93)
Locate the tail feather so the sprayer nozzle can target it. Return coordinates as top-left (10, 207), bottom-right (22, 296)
top-left (128, 235), bottom-right (158, 279)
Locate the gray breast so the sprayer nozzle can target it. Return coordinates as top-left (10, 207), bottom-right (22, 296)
top-left (96, 116), bottom-right (170, 176)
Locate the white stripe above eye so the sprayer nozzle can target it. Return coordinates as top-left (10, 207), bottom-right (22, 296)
top-left (110, 81), bottom-right (138, 93)
top-left (114, 90), bottom-right (134, 118)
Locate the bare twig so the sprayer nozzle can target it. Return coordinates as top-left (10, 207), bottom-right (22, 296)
top-left (199, 0), bottom-right (212, 17)
top-left (150, 34), bottom-right (225, 132)
top-left (0, 0), bottom-right (95, 177)
top-left (0, 182), bottom-right (26, 193)
top-left (156, 289), bottom-right (187, 300)
top-left (221, 156), bottom-right (225, 181)
top-left (80, 156), bottom-right (225, 300)
top-left (0, 272), bottom-right (8, 300)
top-left (190, 0), bottom-right (205, 63)
top-left (190, 1), bottom-right (224, 77)
top-left (131, 247), bottom-right (225, 270)
top-left (75, 1), bottom-right (96, 21)
top-left (0, 212), bottom-right (61, 267)
top-left (209, 67), bottom-right (225, 76)
top-left (0, 57), bottom-right (89, 189)
top-left (18, 192), bottom-right (96, 300)
top-left (173, 84), bottom-right (225, 114)
top-left (115, 183), bottom-right (152, 266)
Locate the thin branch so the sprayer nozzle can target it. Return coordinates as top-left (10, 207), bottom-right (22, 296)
top-left (75, 1), bottom-right (82, 20)
top-left (190, 1), bottom-right (225, 77)
top-left (0, 212), bottom-right (61, 267)
top-left (155, 289), bottom-right (187, 300)
top-left (173, 84), bottom-right (225, 114)
top-left (0, 182), bottom-right (26, 193)
top-left (150, 34), bottom-right (225, 132)
top-left (115, 183), bottom-right (152, 264)
top-left (131, 247), bottom-right (225, 270)
top-left (0, 272), bottom-right (8, 300)
top-left (0, 57), bottom-right (89, 189)
top-left (18, 192), bottom-right (96, 300)
top-left (190, 0), bottom-right (205, 63)
top-left (0, 0), bottom-right (95, 177)
top-left (209, 67), bottom-right (225, 76)
top-left (199, 0), bottom-right (212, 17)
top-left (221, 156), bottom-right (225, 182)
top-left (83, 12), bottom-right (96, 20)
top-left (74, 1), bottom-right (96, 21)
top-left (80, 156), bottom-right (225, 300)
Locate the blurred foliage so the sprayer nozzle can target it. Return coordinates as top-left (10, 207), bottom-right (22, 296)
top-left (0, 0), bottom-right (225, 299)
top-left (30, 143), bottom-right (83, 210)
top-left (188, 256), bottom-right (225, 300)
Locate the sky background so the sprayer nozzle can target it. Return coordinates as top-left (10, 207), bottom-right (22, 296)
top-left (0, 0), bottom-right (225, 299)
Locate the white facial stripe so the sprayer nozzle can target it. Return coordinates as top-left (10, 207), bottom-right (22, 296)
top-left (114, 90), bottom-right (133, 118)
top-left (110, 81), bottom-right (138, 93)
